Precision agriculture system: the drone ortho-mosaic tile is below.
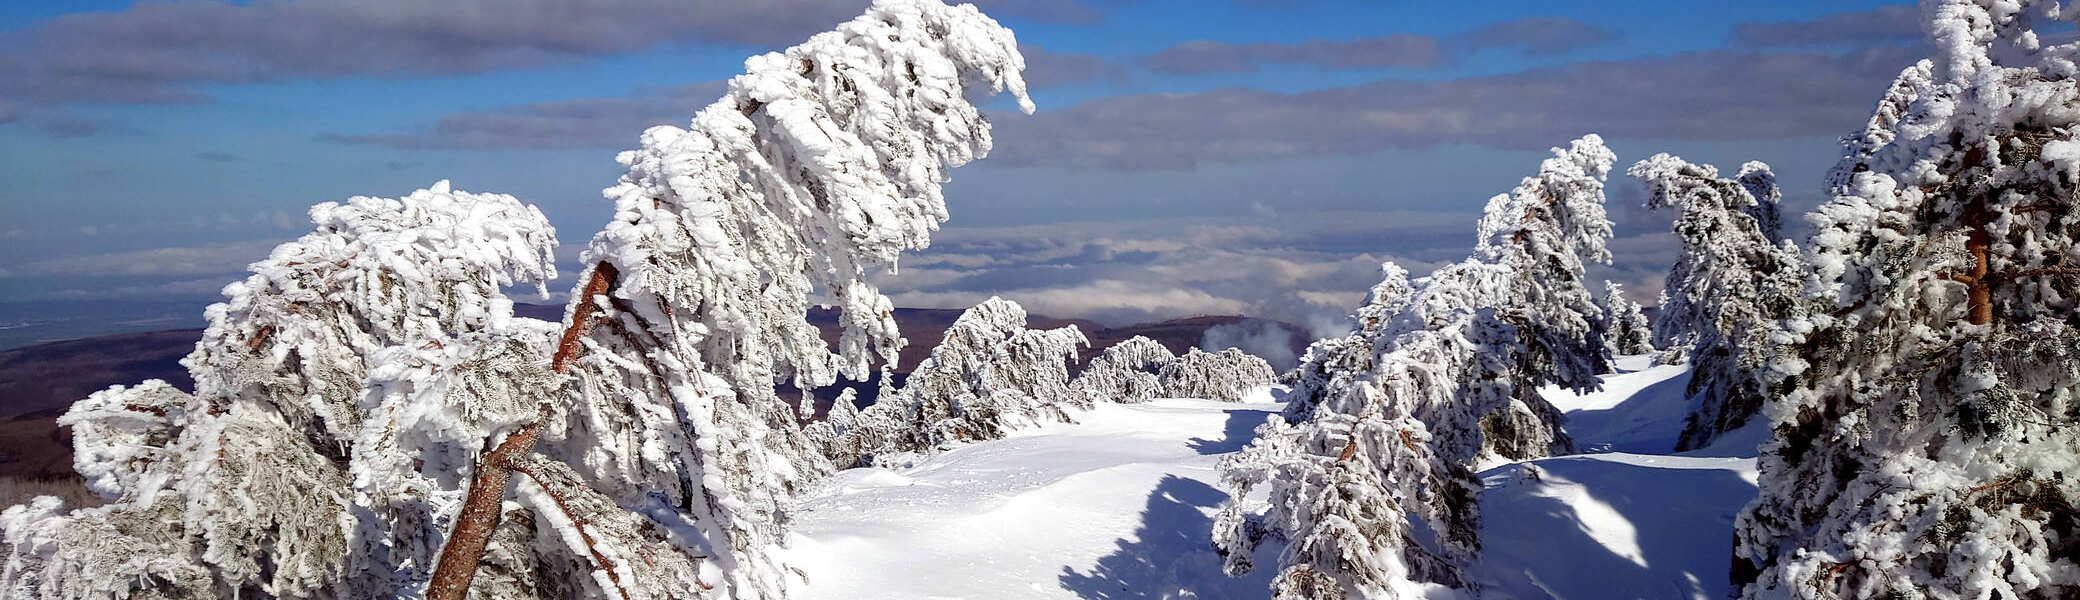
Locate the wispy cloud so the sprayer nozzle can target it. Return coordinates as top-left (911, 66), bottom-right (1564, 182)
top-left (867, 206), bottom-right (1682, 334)
top-left (992, 46), bottom-right (1919, 170)
top-left (0, 0), bottom-right (1113, 108)
top-left (322, 81), bottom-right (726, 150)
top-left (1454, 16), bottom-right (1620, 54)
top-left (324, 45), bottom-right (1116, 150)
top-left (1138, 16), bottom-right (1616, 75)
top-left (336, 18), bottom-right (1904, 162)
top-left (0, 240), bottom-right (282, 280)
top-left (1733, 5), bottom-right (1920, 48)
top-left (1021, 44), bottom-right (1129, 88)
top-left (1140, 35), bottom-right (1446, 74)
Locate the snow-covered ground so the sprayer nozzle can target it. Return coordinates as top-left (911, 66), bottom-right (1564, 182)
top-left (785, 393), bottom-right (1281, 599)
top-left (788, 357), bottom-right (1760, 599)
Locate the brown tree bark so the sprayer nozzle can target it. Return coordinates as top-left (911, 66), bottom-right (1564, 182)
top-left (425, 262), bottom-right (618, 600)
top-left (1964, 228), bottom-right (1993, 326)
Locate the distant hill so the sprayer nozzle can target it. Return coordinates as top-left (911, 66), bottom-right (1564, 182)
top-left (0, 305), bottom-right (1308, 479)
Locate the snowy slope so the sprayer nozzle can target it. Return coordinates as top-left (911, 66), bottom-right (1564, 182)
top-left (1475, 357), bottom-right (1760, 600)
top-left (785, 394), bottom-right (1282, 599)
top-left (789, 359), bottom-right (1762, 599)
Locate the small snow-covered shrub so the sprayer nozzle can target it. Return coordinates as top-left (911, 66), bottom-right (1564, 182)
top-left (1068, 335), bottom-right (1176, 405)
top-left (1157, 347), bottom-right (1276, 403)
top-left (864, 297), bottom-right (1086, 455)
top-left (1069, 336), bottom-right (1279, 404)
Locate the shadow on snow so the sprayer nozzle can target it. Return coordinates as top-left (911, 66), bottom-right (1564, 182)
top-left (1475, 456), bottom-right (1758, 600)
top-left (1058, 475), bottom-right (1273, 599)
top-left (1557, 370), bottom-right (1693, 455)
top-left (1187, 409), bottom-right (1272, 455)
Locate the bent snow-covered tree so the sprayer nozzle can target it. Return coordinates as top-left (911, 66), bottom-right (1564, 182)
top-left (1736, 2), bottom-right (2080, 598)
top-left (840, 297), bottom-right (1085, 464)
top-left (1214, 135), bottom-right (1615, 599)
top-left (0, 2), bottom-right (1034, 599)
top-left (1157, 347), bottom-right (1277, 403)
top-left (1068, 335), bottom-right (1177, 405)
top-left (1598, 281), bottom-right (1654, 357)
top-left (432, 2), bottom-right (1032, 597)
top-left (2, 183), bottom-right (559, 599)
top-left (1068, 337), bottom-right (1276, 405)
top-left (1630, 155), bottom-right (1803, 452)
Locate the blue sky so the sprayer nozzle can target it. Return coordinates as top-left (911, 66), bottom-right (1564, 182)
top-left (0, 0), bottom-right (1925, 344)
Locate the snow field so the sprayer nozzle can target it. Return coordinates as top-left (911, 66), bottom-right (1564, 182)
top-left (790, 361), bottom-right (1761, 599)
top-left (788, 395), bottom-right (1282, 599)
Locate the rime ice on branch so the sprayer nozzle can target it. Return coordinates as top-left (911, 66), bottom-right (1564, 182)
top-left (1735, 1), bottom-right (2080, 598)
top-left (1214, 135), bottom-right (1615, 599)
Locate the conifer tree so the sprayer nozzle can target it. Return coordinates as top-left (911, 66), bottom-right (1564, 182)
top-left (3, 183), bottom-right (560, 599)
top-left (872, 297), bottom-right (1087, 452)
top-left (1629, 155), bottom-right (1804, 452)
top-left (1214, 135), bottom-right (1616, 599)
top-left (1737, 2), bottom-right (2080, 597)
top-left (1598, 280), bottom-right (1654, 357)
top-left (1068, 335), bottom-right (1177, 405)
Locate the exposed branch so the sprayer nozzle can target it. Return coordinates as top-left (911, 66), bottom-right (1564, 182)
top-left (552, 263), bottom-right (620, 373)
top-left (509, 460), bottom-right (635, 600)
top-left (426, 262), bottom-right (619, 600)
top-left (246, 325), bottom-right (275, 351)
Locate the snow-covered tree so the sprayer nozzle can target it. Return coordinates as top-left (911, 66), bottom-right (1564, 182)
top-left (1, 2), bottom-right (1034, 599)
top-left (1598, 281), bottom-right (1654, 357)
top-left (1215, 135), bottom-right (1616, 599)
top-left (1736, 2), bottom-right (2080, 598)
top-left (430, 2), bottom-right (1032, 597)
top-left (1068, 337), bottom-right (1276, 405)
top-left (2, 183), bottom-right (559, 599)
top-left (1650, 289), bottom-right (1693, 366)
top-left (1158, 347), bottom-right (1277, 403)
top-left (1630, 155), bottom-right (1804, 452)
top-left (857, 297), bottom-right (1085, 458)
top-left (1069, 335), bottom-right (1176, 405)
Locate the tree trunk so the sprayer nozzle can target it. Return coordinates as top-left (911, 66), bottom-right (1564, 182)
top-left (425, 262), bottom-right (618, 600)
